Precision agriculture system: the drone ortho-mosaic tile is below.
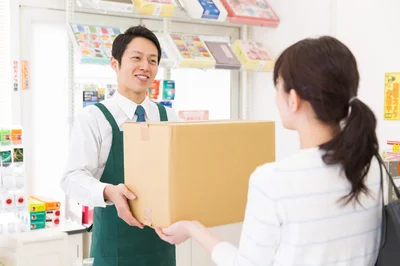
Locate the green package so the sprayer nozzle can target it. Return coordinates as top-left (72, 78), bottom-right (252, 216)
top-left (0, 150), bottom-right (12, 166)
top-left (162, 80), bottom-right (175, 100)
top-left (13, 148), bottom-right (23, 163)
top-left (0, 129), bottom-right (11, 145)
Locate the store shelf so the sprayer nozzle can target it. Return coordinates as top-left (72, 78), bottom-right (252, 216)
top-left (73, 5), bottom-right (242, 28)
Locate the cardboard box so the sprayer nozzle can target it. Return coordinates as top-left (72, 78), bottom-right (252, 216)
top-left (123, 120), bottom-right (275, 228)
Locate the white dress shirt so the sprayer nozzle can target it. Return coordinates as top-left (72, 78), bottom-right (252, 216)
top-left (211, 147), bottom-right (382, 266)
top-left (60, 91), bottom-right (180, 208)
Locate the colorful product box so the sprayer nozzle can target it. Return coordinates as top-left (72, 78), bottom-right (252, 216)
top-left (162, 80), bottom-right (175, 100)
top-left (220, 0), bottom-right (280, 27)
top-left (231, 39), bottom-right (274, 72)
top-left (167, 34), bottom-right (216, 68)
top-left (181, 0), bottom-right (227, 21)
top-left (13, 148), bottom-right (23, 163)
top-left (30, 196), bottom-right (61, 211)
top-left (0, 150), bottom-right (12, 166)
top-left (133, 0), bottom-right (175, 17)
top-left (30, 220), bottom-right (46, 230)
top-left (17, 211), bottom-right (46, 230)
top-left (68, 23), bottom-right (121, 65)
top-left (28, 198), bottom-right (46, 213)
top-left (30, 211), bottom-right (46, 222)
top-left (0, 129), bottom-right (11, 145)
top-left (46, 211), bottom-right (61, 228)
top-left (11, 128), bottom-right (22, 145)
top-left (148, 80), bottom-right (161, 100)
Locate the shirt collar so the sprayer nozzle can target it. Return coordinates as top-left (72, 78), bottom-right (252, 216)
top-left (113, 90), bottom-right (153, 120)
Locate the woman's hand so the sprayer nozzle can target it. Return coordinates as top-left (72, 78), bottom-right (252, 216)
top-left (155, 221), bottom-right (192, 245)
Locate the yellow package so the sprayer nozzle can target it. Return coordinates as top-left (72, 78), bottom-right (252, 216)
top-left (232, 40), bottom-right (274, 72)
top-left (28, 197), bottom-right (46, 213)
top-left (133, 0), bottom-right (175, 17)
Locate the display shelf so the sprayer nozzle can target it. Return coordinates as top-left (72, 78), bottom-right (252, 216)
top-left (74, 0), bottom-right (243, 28)
top-left (66, 20), bottom-right (274, 72)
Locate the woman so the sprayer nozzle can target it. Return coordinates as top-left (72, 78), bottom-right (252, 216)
top-left (155, 36), bottom-right (382, 265)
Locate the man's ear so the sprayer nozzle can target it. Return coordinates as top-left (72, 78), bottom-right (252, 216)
top-left (110, 57), bottom-right (119, 71)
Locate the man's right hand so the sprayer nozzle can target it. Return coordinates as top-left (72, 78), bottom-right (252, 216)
top-left (103, 184), bottom-right (144, 229)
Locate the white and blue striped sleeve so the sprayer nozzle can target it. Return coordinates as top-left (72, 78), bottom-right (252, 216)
top-left (211, 166), bottom-right (281, 266)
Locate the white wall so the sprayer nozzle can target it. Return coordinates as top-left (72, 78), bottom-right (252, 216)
top-left (250, 0), bottom-right (337, 160)
top-left (250, 0), bottom-right (400, 159)
top-left (336, 0), bottom-right (400, 151)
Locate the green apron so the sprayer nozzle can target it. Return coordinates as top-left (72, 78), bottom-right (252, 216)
top-left (89, 102), bottom-right (176, 266)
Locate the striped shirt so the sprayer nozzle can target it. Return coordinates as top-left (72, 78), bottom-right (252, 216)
top-left (212, 147), bottom-right (382, 266)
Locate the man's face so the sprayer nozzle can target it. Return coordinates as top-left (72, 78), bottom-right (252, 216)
top-left (111, 37), bottom-right (159, 94)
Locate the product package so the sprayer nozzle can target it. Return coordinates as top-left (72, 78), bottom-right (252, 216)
top-left (167, 33), bottom-right (216, 68)
top-left (180, 0), bottom-right (228, 21)
top-left (11, 129), bottom-right (22, 145)
top-left (0, 129), bottom-right (11, 146)
top-left (162, 80), bottom-right (175, 100)
top-left (68, 23), bottom-right (121, 65)
top-left (158, 101), bottom-right (173, 108)
top-left (148, 80), bottom-right (161, 100)
top-left (205, 41), bottom-right (241, 70)
top-left (231, 39), bottom-right (274, 72)
top-left (133, 0), bottom-right (175, 17)
top-left (220, 0), bottom-right (280, 27)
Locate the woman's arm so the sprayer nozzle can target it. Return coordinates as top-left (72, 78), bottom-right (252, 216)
top-left (156, 166), bottom-right (282, 266)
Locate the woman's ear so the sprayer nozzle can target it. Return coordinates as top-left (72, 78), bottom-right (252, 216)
top-left (289, 89), bottom-right (301, 112)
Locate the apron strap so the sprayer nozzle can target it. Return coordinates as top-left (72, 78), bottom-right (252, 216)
top-left (94, 103), bottom-right (120, 132)
top-left (156, 103), bottom-right (168, 121)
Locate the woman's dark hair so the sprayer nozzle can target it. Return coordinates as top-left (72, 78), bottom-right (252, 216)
top-left (112, 25), bottom-right (162, 66)
top-left (273, 36), bottom-right (379, 204)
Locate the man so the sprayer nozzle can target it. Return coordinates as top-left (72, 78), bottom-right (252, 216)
top-left (61, 25), bottom-right (179, 266)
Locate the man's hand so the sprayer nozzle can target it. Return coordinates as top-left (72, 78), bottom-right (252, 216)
top-left (104, 184), bottom-right (144, 229)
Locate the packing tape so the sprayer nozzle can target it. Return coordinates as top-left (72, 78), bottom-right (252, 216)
top-left (144, 208), bottom-right (153, 227)
top-left (140, 124), bottom-right (150, 141)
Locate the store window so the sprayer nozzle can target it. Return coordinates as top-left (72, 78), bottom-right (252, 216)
top-left (26, 19), bottom-right (233, 200)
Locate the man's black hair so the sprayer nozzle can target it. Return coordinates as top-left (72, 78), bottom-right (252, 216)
top-left (112, 25), bottom-right (161, 66)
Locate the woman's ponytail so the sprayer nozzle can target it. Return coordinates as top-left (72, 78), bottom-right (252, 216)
top-left (320, 98), bottom-right (379, 204)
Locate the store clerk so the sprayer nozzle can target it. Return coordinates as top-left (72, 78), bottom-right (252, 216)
top-left (61, 25), bottom-right (180, 266)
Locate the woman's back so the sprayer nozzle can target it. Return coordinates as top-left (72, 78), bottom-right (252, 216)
top-left (250, 147), bottom-right (382, 265)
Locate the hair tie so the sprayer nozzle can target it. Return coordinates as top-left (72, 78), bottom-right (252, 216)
top-left (349, 96), bottom-right (358, 104)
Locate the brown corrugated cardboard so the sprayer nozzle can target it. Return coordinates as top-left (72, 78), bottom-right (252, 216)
top-left (123, 120), bottom-right (275, 228)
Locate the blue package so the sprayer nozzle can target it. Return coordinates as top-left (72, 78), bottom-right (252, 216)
top-left (199, 0), bottom-right (220, 20)
top-left (159, 101), bottom-right (173, 108)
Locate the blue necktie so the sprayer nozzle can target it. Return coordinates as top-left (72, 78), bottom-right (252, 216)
top-left (135, 105), bottom-right (146, 122)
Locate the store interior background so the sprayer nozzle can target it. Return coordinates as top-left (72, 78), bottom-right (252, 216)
top-left (5, 0), bottom-right (398, 201)
top-left (0, 0), bottom-right (399, 264)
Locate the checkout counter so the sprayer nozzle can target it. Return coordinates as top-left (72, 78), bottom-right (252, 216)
top-left (0, 220), bottom-right (88, 266)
